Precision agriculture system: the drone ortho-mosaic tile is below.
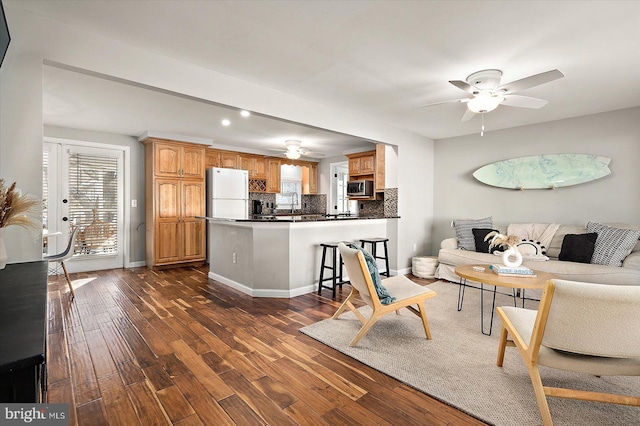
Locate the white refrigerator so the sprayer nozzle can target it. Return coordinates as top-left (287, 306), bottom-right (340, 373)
top-left (206, 167), bottom-right (249, 219)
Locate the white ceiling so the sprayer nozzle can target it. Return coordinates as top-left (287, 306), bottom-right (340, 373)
top-left (14, 1), bottom-right (640, 148)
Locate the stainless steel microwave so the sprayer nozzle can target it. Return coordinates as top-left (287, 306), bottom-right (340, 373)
top-left (347, 180), bottom-right (374, 197)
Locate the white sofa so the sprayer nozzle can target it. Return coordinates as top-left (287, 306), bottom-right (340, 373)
top-left (435, 223), bottom-right (640, 286)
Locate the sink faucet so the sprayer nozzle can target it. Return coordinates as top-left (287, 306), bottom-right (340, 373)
top-left (291, 191), bottom-right (298, 213)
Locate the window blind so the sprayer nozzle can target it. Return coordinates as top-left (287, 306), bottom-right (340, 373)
top-left (68, 152), bottom-right (118, 256)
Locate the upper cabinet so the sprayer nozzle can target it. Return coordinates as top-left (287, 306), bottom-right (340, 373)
top-left (348, 151), bottom-right (375, 176)
top-left (301, 163), bottom-right (318, 194)
top-left (346, 145), bottom-right (391, 199)
top-left (239, 154), bottom-right (268, 179)
top-left (153, 140), bottom-right (205, 179)
top-left (267, 159), bottom-right (281, 193)
top-left (206, 148), bottom-right (318, 194)
top-left (219, 151), bottom-right (240, 169)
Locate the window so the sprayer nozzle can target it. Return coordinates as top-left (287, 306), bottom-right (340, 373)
top-left (276, 179), bottom-right (301, 209)
top-left (68, 151), bottom-right (119, 255)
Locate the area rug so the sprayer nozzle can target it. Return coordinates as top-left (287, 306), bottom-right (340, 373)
top-left (300, 281), bottom-right (640, 426)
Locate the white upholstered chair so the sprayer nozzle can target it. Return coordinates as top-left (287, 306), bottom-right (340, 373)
top-left (333, 243), bottom-right (437, 346)
top-left (496, 278), bottom-right (640, 425)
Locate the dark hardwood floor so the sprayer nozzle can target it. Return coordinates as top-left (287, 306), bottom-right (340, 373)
top-left (46, 265), bottom-right (486, 425)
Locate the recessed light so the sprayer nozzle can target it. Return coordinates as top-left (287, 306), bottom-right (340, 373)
top-left (221, 119), bottom-right (231, 126)
top-left (240, 110), bottom-right (250, 117)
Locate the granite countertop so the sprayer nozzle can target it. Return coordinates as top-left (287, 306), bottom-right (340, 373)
top-left (237, 214), bottom-right (400, 223)
top-left (198, 215), bottom-right (399, 223)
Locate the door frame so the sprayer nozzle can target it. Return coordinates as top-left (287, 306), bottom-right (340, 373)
top-left (44, 137), bottom-right (132, 270)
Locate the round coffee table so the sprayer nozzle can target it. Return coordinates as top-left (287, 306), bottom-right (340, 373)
top-left (454, 264), bottom-right (557, 335)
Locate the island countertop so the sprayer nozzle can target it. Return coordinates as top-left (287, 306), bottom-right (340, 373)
top-left (198, 214), bottom-right (399, 223)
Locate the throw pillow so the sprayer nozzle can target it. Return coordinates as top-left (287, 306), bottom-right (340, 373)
top-left (348, 244), bottom-right (396, 305)
top-left (559, 233), bottom-right (598, 264)
top-left (453, 217), bottom-right (493, 251)
top-left (586, 222), bottom-right (640, 267)
top-left (472, 228), bottom-right (500, 253)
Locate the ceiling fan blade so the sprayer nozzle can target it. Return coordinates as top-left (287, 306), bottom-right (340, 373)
top-left (497, 69), bottom-right (564, 94)
top-left (449, 80), bottom-right (476, 93)
top-left (501, 95), bottom-right (548, 109)
top-left (461, 108), bottom-right (476, 122)
top-left (415, 98), bottom-right (470, 108)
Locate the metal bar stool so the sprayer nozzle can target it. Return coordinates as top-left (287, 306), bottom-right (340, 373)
top-left (318, 241), bottom-right (352, 298)
top-left (359, 237), bottom-right (390, 277)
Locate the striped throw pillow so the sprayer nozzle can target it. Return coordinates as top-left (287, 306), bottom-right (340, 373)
top-left (587, 222), bottom-right (640, 267)
top-left (453, 217), bottom-right (493, 251)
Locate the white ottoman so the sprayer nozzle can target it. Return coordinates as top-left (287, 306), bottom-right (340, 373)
top-left (412, 256), bottom-right (439, 279)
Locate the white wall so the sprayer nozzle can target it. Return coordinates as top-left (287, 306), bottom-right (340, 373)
top-left (432, 107), bottom-right (640, 254)
top-left (1, 6), bottom-right (434, 269)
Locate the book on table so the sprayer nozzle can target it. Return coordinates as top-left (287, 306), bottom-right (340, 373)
top-left (490, 264), bottom-right (537, 277)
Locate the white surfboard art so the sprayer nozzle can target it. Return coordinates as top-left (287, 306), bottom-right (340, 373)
top-left (473, 154), bottom-right (611, 190)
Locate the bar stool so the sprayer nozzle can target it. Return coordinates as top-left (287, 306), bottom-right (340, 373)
top-left (317, 241), bottom-right (352, 298)
top-left (359, 237), bottom-right (390, 277)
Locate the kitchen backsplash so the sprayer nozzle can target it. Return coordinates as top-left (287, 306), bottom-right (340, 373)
top-left (358, 188), bottom-right (398, 217)
top-left (249, 192), bottom-right (326, 215)
top-left (249, 192), bottom-right (276, 215)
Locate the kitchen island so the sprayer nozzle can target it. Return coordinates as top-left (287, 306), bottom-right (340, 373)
top-left (206, 216), bottom-right (397, 297)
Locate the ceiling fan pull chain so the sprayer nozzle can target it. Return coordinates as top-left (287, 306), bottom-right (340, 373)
top-left (481, 113), bottom-right (485, 137)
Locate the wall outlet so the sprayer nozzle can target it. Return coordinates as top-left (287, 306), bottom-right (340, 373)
top-left (131, 199), bottom-right (137, 208)
top-left (232, 253), bottom-right (237, 264)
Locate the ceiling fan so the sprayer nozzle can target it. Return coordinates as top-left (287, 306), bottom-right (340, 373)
top-left (273, 140), bottom-right (325, 160)
top-left (418, 69), bottom-right (564, 122)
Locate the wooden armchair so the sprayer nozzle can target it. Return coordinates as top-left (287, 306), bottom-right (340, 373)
top-left (496, 279), bottom-right (640, 425)
top-left (333, 243), bottom-right (436, 347)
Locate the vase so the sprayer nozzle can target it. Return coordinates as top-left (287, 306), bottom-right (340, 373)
top-left (0, 228), bottom-right (6, 270)
top-left (502, 246), bottom-right (523, 268)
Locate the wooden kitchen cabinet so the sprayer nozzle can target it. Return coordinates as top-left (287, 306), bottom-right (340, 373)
top-left (143, 138), bottom-right (206, 268)
top-left (267, 159), bottom-right (281, 193)
top-left (348, 151), bottom-right (375, 176)
top-left (375, 143), bottom-right (386, 191)
top-left (239, 155), bottom-right (268, 179)
top-left (219, 152), bottom-right (240, 169)
top-left (254, 157), bottom-right (268, 179)
top-left (153, 140), bottom-right (205, 179)
top-left (205, 149), bottom-right (220, 168)
top-left (301, 163), bottom-right (318, 194)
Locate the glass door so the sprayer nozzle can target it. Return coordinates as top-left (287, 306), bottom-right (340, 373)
top-left (44, 141), bottom-right (125, 272)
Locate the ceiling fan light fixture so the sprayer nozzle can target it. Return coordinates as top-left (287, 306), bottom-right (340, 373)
top-left (285, 150), bottom-right (301, 160)
top-left (467, 93), bottom-right (503, 113)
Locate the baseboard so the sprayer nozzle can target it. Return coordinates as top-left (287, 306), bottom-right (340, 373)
top-left (208, 272), bottom-right (253, 296)
top-left (127, 261), bottom-right (146, 268)
top-left (209, 272), bottom-right (318, 298)
top-left (395, 267), bottom-right (412, 276)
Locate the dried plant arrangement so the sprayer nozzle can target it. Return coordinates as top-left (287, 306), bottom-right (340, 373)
top-left (485, 231), bottom-right (521, 251)
top-left (0, 179), bottom-right (40, 233)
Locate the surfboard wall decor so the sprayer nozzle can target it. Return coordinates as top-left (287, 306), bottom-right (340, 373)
top-left (473, 154), bottom-right (611, 190)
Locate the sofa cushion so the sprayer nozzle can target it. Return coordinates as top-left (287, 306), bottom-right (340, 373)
top-left (587, 222), bottom-right (640, 267)
top-left (559, 233), bottom-right (598, 264)
top-left (453, 217), bottom-right (493, 251)
top-left (472, 228), bottom-right (500, 253)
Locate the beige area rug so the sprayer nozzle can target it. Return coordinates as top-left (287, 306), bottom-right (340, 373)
top-left (300, 281), bottom-right (640, 426)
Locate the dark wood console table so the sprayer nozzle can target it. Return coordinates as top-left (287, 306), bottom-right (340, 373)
top-left (0, 261), bottom-right (48, 402)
